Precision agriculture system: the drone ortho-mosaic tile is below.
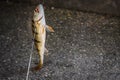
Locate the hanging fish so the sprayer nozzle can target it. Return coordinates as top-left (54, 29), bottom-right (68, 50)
top-left (32, 4), bottom-right (54, 70)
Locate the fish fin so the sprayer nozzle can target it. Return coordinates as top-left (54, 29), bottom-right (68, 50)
top-left (45, 47), bottom-right (48, 53)
top-left (45, 47), bottom-right (49, 56)
top-left (32, 63), bottom-right (42, 71)
top-left (46, 25), bottom-right (55, 32)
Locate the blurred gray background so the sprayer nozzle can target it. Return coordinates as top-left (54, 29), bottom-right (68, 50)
top-left (0, 0), bottom-right (120, 80)
top-left (1, 0), bottom-right (120, 16)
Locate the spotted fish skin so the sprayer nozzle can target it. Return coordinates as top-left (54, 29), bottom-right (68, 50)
top-left (32, 4), bottom-right (54, 71)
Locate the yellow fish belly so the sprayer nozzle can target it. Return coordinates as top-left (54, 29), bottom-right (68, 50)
top-left (33, 22), bottom-right (46, 70)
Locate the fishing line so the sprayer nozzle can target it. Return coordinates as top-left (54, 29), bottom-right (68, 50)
top-left (25, 40), bottom-right (34, 80)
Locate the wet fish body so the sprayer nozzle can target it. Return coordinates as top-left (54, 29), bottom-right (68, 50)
top-left (32, 4), bottom-right (54, 70)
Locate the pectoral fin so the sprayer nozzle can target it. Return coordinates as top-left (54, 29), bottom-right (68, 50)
top-left (45, 48), bottom-right (48, 53)
top-left (46, 25), bottom-right (55, 32)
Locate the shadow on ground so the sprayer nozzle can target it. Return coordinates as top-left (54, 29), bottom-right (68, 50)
top-left (0, 3), bottom-right (120, 80)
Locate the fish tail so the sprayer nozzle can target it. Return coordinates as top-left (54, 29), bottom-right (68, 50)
top-left (34, 44), bottom-right (45, 71)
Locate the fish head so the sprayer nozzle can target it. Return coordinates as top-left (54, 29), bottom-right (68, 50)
top-left (33, 4), bottom-right (43, 21)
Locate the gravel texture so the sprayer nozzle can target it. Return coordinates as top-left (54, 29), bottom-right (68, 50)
top-left (0, 3), bottom-right (120, 80)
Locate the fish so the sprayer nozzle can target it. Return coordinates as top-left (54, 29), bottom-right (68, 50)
top-left (32, 4), bottom-right (54, 71)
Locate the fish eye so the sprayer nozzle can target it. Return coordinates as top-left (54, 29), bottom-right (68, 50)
top-left (35, 8), bottom-right (39, 13)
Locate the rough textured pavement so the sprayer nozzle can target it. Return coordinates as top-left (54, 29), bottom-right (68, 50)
top-left (0, 3), bottom-right (120, 80)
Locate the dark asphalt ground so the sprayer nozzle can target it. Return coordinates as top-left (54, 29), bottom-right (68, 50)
top-left (0, 3), bottom-right (120, 80)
